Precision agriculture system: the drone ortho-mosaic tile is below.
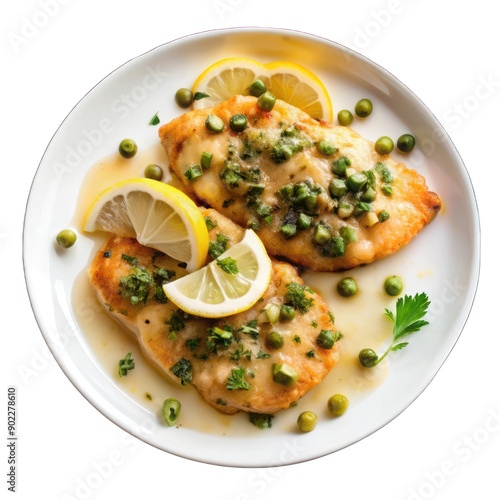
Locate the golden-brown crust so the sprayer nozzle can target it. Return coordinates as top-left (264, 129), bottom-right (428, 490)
top-left (159, 95), bottom-right (441, 271)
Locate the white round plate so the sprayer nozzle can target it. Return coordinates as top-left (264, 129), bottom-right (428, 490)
top-left (23, 28), bottom-right (480, 467)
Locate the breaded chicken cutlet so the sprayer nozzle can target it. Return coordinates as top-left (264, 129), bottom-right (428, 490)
top-left (159, 95), bottom-right (441, 271)
top-left (88, 208), bottom-right (341, 415)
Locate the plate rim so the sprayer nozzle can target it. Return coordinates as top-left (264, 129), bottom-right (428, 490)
top-left (22, 26), bottom-right (481, 468)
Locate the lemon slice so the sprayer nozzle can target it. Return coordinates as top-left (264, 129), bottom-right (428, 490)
top-left (163, 230), bottom-right (272, 318)
top-left (83, 178), bottom-right (208, 272)
top-left (191, 57), bottom-right (333, 121)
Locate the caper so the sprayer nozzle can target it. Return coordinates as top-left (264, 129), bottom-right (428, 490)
top-left (229, 114), bottom-right (248, 132)
top-left (297, 411), bottom-right (317, 432)
top-left (205, 114), bottom-right (225, 133)
top-left (384, 275), bottom-right (403, 296)
top-left (359, 348), bottom-right (379, 367)
top-left (375, 136), bottom-right (394, 155)
top-left (175, 88), bottom-right (193, 108)
top-left (118, 139), bottom-right (137, 159)
top-left (280, 304), bottom-right (295, 321)
top-left (337, 277), bottom-right (358, 297)
top-left (56, 229), bottom-right (77, 248)
top-left (257, 91), bottom-right (276, 112)
top-left (397, 134), bottom-right (416, 153)
top-left (248, 80), bottom-right (267, 97)
top-left (355, 98), bottom-right (373, 118)
top-left (144, 164), bottom-right (163, 181)
top-left (337, 109), bottom-right (354, 126)
top-left (327, 394), bottom-right (349, 416)
top-left (266, 331), bottom-right (284, 350)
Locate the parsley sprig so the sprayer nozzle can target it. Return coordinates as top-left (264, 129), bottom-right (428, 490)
top-left (360, 293), bottom-right (430, 367)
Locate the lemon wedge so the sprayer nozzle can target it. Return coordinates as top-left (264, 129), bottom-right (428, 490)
top-left (83, 179), bottom-right (208, 272)
top-left (163, 230), bottom-right (272, 318)
top-left (191, 57), bottom-right (333, 121)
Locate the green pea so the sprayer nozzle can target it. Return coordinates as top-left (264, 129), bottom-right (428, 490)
top-left (329, 178), bottom-right (348, 198)
top-left (144, 164), bottom-right (163, 181)
top-left (118, 139), bottom-right (137, 159)
top-left (314, 225), bottom-right (331, 245)
top-left (297, 213), bottom-right (312, 230)
top-left (384, 275), bottom-right (403, 296)
top-left (327, 394), bottom-right (349, 416)
top-left (337, 277), bottom-right (358, 297)
top-left (205, 115), bottom-right (225, 133)
top-left (397, 134), bottom-right (416, 153)
top-left (272, 363), bottom-right (298, 387)
top-left (229, 114), bottom-right (248, 132)
top-left (56, 229), bottom-right (77, 248)
top-left (337, 109), bottom-right (354, 126)
top-left (359, 348), bottom-right (379, 367)
top-left (317, 139), bottom-right (336, 156)
top-left (375, 136), bottom-right (394, 155)
top-left (257, 91), bottom-right (276, 112)
top-left (267, 331), bottom-right (284, 350)
top-left (162, 398), bottom-right (181, 427)
top-left (355, 98), bottom-right (373, 118)
top-left (248, 80), bottom-right (267, 97)
top-left (297, 411), bottom-right (317, 432)
top-left (175, 88), bottom-right (193, 108)
top-left (280, 305), bottom-right (295, 321)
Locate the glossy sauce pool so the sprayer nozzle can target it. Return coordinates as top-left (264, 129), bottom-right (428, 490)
top-left (71, 143), bottom-right (405, 436)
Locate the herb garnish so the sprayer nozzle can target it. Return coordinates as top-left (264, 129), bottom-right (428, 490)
top-left (206, 326), bottom-right (233, 353)
top-left (119, 267), bottom-right (153, 305)
top-left (216, 256), bottom-right (239, 275)
top-left (149, 112), bottom-right (160, 126)
top-left (193, 92), bottom-right (210, 101)
top-left (118, 353), bottom-right (135, 377)
top-left (204, 216), bottom-right (217, 230)
top-left (186, 338), bottom-right (200, 351)
top-left (170, 358), bottom-right (192, 385)
top-left (209, 233), bottom-right (229, 259)
top-left (359, 293), bottom-right (430, 367)
top-left (121, 254), bottom-right (138, 266)
top-left (239, 319), bottom-right (259, 339)
top-left (249, 413), bottom-right (274, 429)
top-left (231, 344), bottom-right (252, 361)
top-left (165, 310), bottom-right (185, 339)
top-left (226, 367), bottom-right (252, 390)
top-left (292, 335), bottom-right (301, 343)
top-left (256, 350), bottom-right (270, 359)
top-left (284, 282), bottom-right (315, 313)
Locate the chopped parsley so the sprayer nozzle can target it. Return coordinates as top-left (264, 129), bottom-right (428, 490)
top-left (165, 310), bottom-right (185, 339)
top-left (378, 210), bottom-right (390, 222)
top-left (284, 282), bottom-right (315, 314)
top-left (292, 335), bottom-right (301, 343)
top-left (186, 338), bottom-right (200, 351)
top-left (103, 251), bottom-right (112, 258)
top-left (149, 112), bottom-right (160, 126)
top-left (375, 162), bottom-right (394, 183)
top-left (209, 233), bottom-right (229, 259)
top-left (184, 165), bottom-right (203, 182)
top-left (382, 184), bottom-right (393, 196)
top-left (311, 320), bottom-right (318, 328)
top-left (119, 267), bottom-right (153, 305)
top-left (231, 344), bottom-right (252, 361)
top-left (222, 199), bottom-right (234, 208)
top-left (118, 353), bottom-right (135, 377)
top-left (221, 162), bottom-right (246, 187)
top-left (121, 254), bottom-right (138, 266)
top-left (249, 413), bottom-right (274, 429)
top-left (204, 216), bottom-right (217, 230)
top-left (256, 350), bottom-right (270, 359)
top-left (239, 319), bottom-right (259, 339)
top-left (170, 358), bottom-right (192, 385)
top-left (327, 312), bottom-right (335, 324)
top-left (152, 267), bottom-right (175, 304)
top-left (216, 398), bottom-right (227, 406)
top-left (226, 367), bottom-right (252, 390)
top-left (216, 256), bottom-right (239, 275)
top-left (152, 251), bottom-right (164, 263)
top-left (206, 326), bottom-right (233, 353)
top-left (306, 350), bottom-right (316, 358)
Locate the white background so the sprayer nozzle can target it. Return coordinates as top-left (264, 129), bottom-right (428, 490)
top-left (2, 1), bottom-right (498, 499)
